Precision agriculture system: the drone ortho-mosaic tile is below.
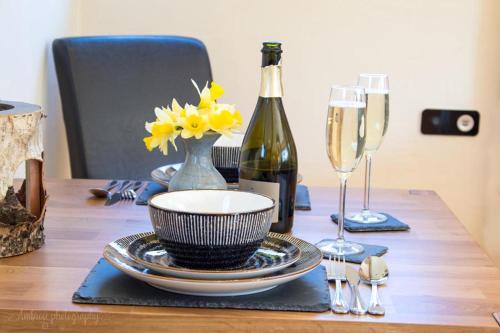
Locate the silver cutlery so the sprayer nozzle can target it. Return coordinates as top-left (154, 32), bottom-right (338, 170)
top-left (346, 266), bottom-right (367, 315)
top-left (164, 166), bottom-right (177, 177)
top-left (359, 256), bottom-right (389, 316)
top-left (328, 255), bottom-right (349, 314)
top-left (122, 189), bottom-right (137, 200)
top-left (105, 180), bottom-right (132, 206)
top-left (122, 181), bottom-right (143, 200)
top-left (89, 180), bottom-right (119, 198)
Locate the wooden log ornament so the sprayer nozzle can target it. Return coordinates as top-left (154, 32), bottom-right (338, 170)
top-left (0, 101), bottom-right (47, 257)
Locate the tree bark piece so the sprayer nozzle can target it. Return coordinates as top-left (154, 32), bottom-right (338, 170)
top-left (0, 187), bottom-right (36, 225)
top-left (0, 101), bottom-right (43, 202)
top-left (0, 182), bottom-right (47, 257)
top-left (0, 101), bottom-right (46, 257)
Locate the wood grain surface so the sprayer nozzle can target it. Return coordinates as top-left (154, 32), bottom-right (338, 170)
top-left (0, 179), bottom-right (499, 332)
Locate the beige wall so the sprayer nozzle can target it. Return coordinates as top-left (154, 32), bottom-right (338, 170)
top-left (0, 0), bottom-right (77, 178)
top-left (1, 0), bottom-right (499, 265)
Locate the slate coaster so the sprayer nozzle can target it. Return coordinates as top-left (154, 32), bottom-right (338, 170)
top-left (295, 185), bottom-right (311, 211)
top-left (331, 213), bottom-right (410, 232)
top-left (315, 239), bottom-right (388, 264)
top-left (136, 182), bottom-right (312, 210)
top-left (72, 258), bottom-right (331, 313)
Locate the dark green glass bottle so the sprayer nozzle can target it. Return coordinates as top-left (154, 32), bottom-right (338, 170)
top-left (239, 42), bottom-right (298, 233)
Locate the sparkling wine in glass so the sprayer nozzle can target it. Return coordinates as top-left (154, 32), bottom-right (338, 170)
top-left (320, 85), bottom-right (366, 256)
top-left (348, 74), bottom-right (389, 224)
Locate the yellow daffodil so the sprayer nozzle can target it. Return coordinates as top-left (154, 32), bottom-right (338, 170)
top-left (209, 82), bottom-right (224, 100)
top-left (143, 110), bottom-right (179, 154)
top-left (143, 80), bottom-right (242, 155)
top-left (234, 110), bottom-right (243, 126)
top-left (209, 104), bottom-right (242, 135)
top-left (192, 80), bottom-right (224, 111)
top-left (169, 98), bottom-right (186, 122)
top-left (154, 106), bottom-right (171, 122)
top-left (180, 105), bottom-right (210, 139)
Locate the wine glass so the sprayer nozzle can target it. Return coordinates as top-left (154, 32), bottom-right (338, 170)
top-left (320, 85), bottom-right (367, 256)
top-left (348, 74), bottom-right (389, 224)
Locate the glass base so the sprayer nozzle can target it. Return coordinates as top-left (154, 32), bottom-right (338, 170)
top-left (318, 239), bottom-right (364, 256)
top-left (347, 210), bottom-right (387, 224)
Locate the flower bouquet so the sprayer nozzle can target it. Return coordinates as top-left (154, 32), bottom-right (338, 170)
top-left (143, 80), bottom-right (242, 191)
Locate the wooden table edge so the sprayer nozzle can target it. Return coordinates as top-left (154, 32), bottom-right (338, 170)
top-left (1, 308), bottom-right (499, 333)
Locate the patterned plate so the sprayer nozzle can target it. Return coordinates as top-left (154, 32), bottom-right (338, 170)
top-left (126, 233), bottom-right (301, 279)
top-left (103, 232), bottom-right (322, 296)
top-left (151, 163), bottom-right (303, 188)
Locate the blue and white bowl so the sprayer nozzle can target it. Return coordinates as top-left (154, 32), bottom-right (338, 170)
top-left (211, 133), bottom-right (243, 169)
top-left (211, 133), bottom-right (243, 183)
top-left (148, 190), bottom-right (275, 269)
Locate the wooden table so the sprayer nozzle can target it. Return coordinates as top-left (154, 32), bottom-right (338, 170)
top-left (1, 179), bottom-right (499, 332)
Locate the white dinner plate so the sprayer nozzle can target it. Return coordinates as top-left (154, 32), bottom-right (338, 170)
top-left (103, 232), bottom-right (321, 297)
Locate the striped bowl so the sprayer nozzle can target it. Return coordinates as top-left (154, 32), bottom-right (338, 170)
top-left (148, 190), bottom-right (275, 269)
top-left (211, 133), bottom-right (243, 170)
top-left (212, 145), bottom-right (241, 169)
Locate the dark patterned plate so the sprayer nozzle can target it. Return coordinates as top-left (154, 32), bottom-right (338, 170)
top-left (127, 233), bottom-right (301, 279)
top-left (151, 164), bottom-right (303, 189)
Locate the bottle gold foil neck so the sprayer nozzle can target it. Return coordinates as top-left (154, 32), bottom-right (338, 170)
top-left (259, 65), bottom-right (283, 98)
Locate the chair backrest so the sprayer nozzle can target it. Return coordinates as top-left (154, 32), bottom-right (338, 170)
top-left (52, 35), bottom-right (213, 180)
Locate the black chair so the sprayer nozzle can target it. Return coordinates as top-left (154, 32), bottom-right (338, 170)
top-left (52, 35), bottom-right (213, 180)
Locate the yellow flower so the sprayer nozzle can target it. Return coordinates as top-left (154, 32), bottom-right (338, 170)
top-left (208, 104), bottom-right (242, 135)
top-left (234, 110), bottom-right (243, 126)
top-left (209, 81), bottom-right (224, 100)
top-left (198, 85), bottom-right (213, 110)
top-left (144, 80), bottom-right (243, 154)
top-left (143, 136), bottom-right (157, 152)
top-left (154, 106), bottom-right (171, 122)
top-left (169, 98), bottom-right (186, 122)
top-left (180, 105), bottom-right (210, 139)
top-left (192, 80), bottom-right (224, 111)
top-left (143, 109), bottom-right (180, 155)
top-left (151, 122), bottom-right (175, 137)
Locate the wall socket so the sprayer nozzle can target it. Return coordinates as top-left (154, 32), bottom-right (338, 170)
top-left (421, 109), bottom-right (479, 136)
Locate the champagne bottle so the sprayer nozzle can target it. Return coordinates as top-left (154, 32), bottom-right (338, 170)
top-left (239, 42), bottom-right (298, 233)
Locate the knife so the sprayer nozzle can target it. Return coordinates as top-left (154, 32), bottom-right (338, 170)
top-left (105, 180), bottom-right (131, 206)
top-left (346, 266), bottom-right (367, 315)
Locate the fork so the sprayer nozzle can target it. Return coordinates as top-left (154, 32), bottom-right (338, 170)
top-left (121, 181), bottom-right (143, 200)
top-left (328, 255), bottom-right (349, 314)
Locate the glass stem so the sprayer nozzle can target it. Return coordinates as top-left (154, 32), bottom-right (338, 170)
top-left (337, 175), bottom-right (348, 241)
top-left (363, 154), bottom-right (373, 212)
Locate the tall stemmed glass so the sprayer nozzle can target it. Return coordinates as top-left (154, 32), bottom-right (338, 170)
top-left (320, 85), bottom-right (367, 256)
top-left (348, 74), bottom-right (389, 224)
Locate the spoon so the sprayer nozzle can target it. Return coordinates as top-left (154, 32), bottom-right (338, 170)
top-left (89, 180), bottom-right (119, 198)
top-left (164, 166), bottom-right (177, 178)
top-left (359, 256), bottom-right (388, 316)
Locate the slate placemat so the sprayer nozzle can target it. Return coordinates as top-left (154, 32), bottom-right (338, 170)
top-left (331, 213), bottom-right (410, 232)
top-left (136, 182), bottom-right (312, 210)
top-left (73, 258), bottom-right (331, 312)
top-left (315, 239), bottom-right (388, 264)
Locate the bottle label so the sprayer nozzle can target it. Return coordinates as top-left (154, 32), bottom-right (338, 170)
top-left (259, 65), bottom-right (284, 98)
top-left (239, 178), bottom-right (280, 223)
